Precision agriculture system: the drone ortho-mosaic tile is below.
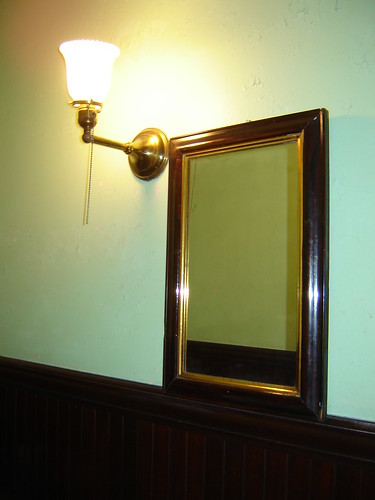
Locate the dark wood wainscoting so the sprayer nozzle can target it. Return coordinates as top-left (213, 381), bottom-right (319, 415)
top-left (186, 340), bottom-right (297, 386)
top-left (0, 357), bottom-right (374, 499)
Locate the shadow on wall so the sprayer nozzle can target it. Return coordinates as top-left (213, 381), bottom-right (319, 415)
top-left (329, 114), bottom-right (375, 236)
top-left (327, 114), bottom-right (375, 421)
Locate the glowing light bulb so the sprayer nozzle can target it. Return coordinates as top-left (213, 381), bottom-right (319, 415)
top-left (59, 39), bottom-right (120, 104)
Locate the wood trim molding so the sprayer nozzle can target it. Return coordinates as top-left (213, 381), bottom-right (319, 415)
top-left (0, 356), bottom-right (374, 466)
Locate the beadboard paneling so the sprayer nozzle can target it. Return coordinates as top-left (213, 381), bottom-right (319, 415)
top-left (0, 358), bottom-right (374, 499)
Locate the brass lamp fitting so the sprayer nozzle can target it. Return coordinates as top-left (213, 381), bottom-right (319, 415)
top-left (75, 102), bottom-right (168, 181)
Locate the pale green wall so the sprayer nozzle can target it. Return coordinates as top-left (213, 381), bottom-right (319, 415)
top-left (0, 0), bottom-right (374, 421)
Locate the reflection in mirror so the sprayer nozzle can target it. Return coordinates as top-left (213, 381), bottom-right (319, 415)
top-left (184, 140), bottom-right (301, 388)
top-left (164, 109), bottom-right (329, 418)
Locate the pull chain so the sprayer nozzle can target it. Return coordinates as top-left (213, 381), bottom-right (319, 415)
top-left (83, 140), bottom-right (94, 225)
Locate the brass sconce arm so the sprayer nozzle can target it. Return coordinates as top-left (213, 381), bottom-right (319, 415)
top-left (83, 134), bottom-right (132, 154)
top-left (77, 103), bottom-right (168, 181)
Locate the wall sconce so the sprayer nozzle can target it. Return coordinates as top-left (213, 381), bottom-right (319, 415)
top-left (59, 39), bottom-right (168, 181)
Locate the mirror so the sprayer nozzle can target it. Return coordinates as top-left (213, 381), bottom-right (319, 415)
top-left (185, 140), bottom-right (300, 388)
top-left (164, 109), bottom-right (329, 418)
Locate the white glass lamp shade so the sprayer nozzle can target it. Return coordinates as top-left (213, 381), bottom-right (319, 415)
top-left (59, 39), bottom-right (120, 104)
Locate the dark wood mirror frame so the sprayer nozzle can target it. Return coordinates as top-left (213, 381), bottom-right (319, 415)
top-left (164, 109), bottom-right (329, 419)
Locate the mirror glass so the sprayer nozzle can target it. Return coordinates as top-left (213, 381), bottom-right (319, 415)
top-left (183, 140), bottom-right (300, 388)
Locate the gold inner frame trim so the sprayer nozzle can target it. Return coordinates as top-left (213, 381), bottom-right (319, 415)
top-left (177, 134), bottom-right (303, 397)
